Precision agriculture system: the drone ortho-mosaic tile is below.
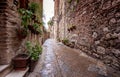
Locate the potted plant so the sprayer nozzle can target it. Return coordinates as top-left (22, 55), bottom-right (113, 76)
top-left (12, 54), bottom-right (30, 70)
top-left (18, 8), bottom-right (33, 38)
top-left (18, 8), bottom-right (33, 26)
top-left (28, 23), bottom-right (42, 35)
top-left (18, 2), bottom-right (43, 35)
top-left (26, 41), bottom-right (42, 72)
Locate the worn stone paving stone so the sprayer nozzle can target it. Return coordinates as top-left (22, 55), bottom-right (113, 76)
top-left (28, 39), bottom-right (120, 77)
top-left (54, 43), bottom-right (98, 77)
top-left (28, 39), bottom-right (63, 77)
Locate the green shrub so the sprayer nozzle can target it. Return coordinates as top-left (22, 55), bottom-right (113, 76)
top-left (26, 41), bottom-right (42, 60)
top-left (18, 9), bottom-right (33, 28)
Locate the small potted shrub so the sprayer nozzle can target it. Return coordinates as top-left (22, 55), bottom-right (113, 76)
top-left (18, 8), bottom-right (33, 39)
top-left (29, 44), bottom-right (42, 71)
top-left (26, 41), bottom-right (42, 72)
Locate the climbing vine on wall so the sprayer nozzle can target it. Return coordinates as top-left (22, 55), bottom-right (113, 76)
top-left (18, 2), bottom-right (43, 37)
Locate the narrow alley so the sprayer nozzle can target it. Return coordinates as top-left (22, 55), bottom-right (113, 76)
top-left (0, 0), bottom-right (120, 77)
top-left (28, 39), bottom-right (120, 77)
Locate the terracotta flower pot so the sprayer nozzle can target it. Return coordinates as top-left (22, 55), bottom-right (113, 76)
top-left (12, 54), bottom-right (30, 70)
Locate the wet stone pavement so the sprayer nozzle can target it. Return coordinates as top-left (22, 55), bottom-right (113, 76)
top-left (28, 39), bottom-right (120, 77)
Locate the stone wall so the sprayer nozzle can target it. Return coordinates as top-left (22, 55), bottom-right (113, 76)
top-left (0, 0), bottom-right (44, 65)
top-left (53, 0), bottom-right (120, 70)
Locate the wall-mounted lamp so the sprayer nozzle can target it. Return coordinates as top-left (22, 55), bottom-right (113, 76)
top-left (13, 0), bottom-right (19, 6)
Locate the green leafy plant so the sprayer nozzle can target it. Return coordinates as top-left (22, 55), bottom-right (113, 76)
top-left (18, 9), bottom-right (33, 38)
top-left (48, 19), bottom-right (54, 26)
top-left (32, 23), bottom-right (39, 30)
top-left (18, 2), bottom-right (43, 36)
top-left (26, 41), bottom-right (33, 54)
top-left (18, 9), bottom-right (33, 28)
top-left (62, 38), bottom-right (69, 45)
top-left (28, 2), bottom-right (39, 13)
top-left (31, 44), bottom-right (42, 60)
top-left (26, 41), bottom-right (42, 60)
top-left (32, 23), bottom-right (42, 34)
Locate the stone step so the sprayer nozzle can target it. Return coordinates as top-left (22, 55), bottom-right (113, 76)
top-left (0, 64), bottom-right (12, 77)
top-left (5, 67), bottom-right (29, 77)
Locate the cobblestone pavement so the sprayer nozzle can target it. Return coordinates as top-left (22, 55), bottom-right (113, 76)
top-left (28, 39), bottom-right (120, 77)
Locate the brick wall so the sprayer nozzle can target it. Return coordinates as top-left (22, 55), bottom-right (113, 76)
top-left (53, 0), bottom-right (120, 71)
top-left (0, 0), bottom-right (44, 65)
top-left (0, 0), bottom-right (21, 64)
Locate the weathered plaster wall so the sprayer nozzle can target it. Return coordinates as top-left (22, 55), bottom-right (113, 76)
top-left (53, 0), bottom-right (120, 70)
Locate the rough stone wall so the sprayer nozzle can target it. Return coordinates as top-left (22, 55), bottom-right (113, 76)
top-left (54, 0), bottom-right (120, 70)
top-left (58, 0), bottom-right (66, 40)
top-left (52, 0), bottom-right (60, 40)
top-left (0, 0), bottom-right (44, 65)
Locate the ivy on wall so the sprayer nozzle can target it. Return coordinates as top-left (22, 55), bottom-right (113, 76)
top-left (18, 2), bottom-right (43, 39)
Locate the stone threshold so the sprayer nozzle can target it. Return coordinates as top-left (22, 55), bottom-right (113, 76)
top-left (5, 67), bottom-right (29, 77)
top-left (0, 64), bottom-right (9, 72)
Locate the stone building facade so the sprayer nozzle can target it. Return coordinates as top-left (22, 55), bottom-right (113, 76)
top-left (52, 0), bottom-right (120, 71)
top-left (0, 0), bottom-right (44, 65)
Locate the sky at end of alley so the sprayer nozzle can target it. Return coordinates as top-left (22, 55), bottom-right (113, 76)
top-left (43, 0), bottom-right (54, 29)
